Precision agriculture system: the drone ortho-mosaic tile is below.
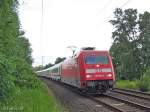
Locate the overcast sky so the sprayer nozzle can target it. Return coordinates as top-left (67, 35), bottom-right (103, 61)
top-left (18, 0), bottom-right (150, 66)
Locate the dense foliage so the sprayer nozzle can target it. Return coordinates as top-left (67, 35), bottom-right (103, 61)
top-left (54, 57), bottom-right (66, 64)
top-left (138, 68), bottom-right (150, 91)
top-left (34, 57), bottom-right (66, 71)
top-left (44, 63), bottom-right (54, 69)
top-left (0, 0), bottom-right (39, 100)
top-left (110, 8), bottom-right (150, 80)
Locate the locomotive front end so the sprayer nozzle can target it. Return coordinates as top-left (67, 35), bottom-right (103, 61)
top-left (82, 51), bottom-right (115, 93)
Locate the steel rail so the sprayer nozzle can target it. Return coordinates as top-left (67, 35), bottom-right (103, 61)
top-left (40, 77), bottom-right (125, 112)
top-left (110, 89), bottom-right (150, 101)
top-left (88, 96), bottom-right (126, 112)
top-left (114, 88), bottom-right (150, 96)
top-left (105, 94), bottom-right (150, 111)
top-left (40, 77), bottom-right (150, 111)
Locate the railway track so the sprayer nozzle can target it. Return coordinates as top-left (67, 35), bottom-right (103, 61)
top-left (88, 95), bottom-right (126, 112)
top-left (41, 77), bottom-right (150, 112)
top-left (112, 88), bottom-right (150, 100)
top-left (108, 88), bottom-right (150, 108)
top-left (67, 85), bottom-right (150, 112)
top-left (90, 94), bottom-right (150, 112)
top-left (74, 87), bottom-right (150, 112)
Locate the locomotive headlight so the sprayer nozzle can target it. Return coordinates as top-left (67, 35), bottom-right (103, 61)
top-left (86, 74), bottom-right (92, 78)
top-left (106, 74), bottom-right (112, 77)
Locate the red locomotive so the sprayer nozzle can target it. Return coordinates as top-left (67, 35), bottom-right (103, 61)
top-left (37, 48), bottom-right (115, 93)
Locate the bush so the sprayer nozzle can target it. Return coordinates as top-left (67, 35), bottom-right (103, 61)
top-left (138, 68), bottom-right (150, 92)
top-left (0, 55), bottom-right (40, 101)
top-left (115, 80), bottom-right (139, 89)
top-left (0, 0), bottom-right (40, 102)
top-left (0, 55), bottom-right (15, 101)
top-left (9, 57), bottom-right (41, 89)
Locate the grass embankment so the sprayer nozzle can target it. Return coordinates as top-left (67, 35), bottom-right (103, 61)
top-left (115, 80), bottom-right (150, 92)
top-left (115, 80), bottom-right (139, 89)
top-left (0, 83), bottom-right (62, 112)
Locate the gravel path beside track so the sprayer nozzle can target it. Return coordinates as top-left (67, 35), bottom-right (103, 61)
top-left (40, 78), bottom-right (113, 112)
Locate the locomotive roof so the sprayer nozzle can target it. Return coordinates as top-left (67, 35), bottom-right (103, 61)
top-left (80, 50), bottom-right (108, 53)
top-left (74, 50), bottom-right (109, 58)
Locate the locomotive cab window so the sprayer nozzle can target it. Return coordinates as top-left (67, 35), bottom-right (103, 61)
top-left (85, 56), bottom-right (109, 64)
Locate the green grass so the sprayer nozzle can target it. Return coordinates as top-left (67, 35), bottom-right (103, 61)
top-left (0, 83), bottom-right (63, 112)
top-left (115, 80), bottom-right (150, 93)
top-left (115, 80), bottom-right (139, 90)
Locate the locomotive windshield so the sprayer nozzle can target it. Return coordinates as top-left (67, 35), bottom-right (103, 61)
top-left (85, 56), bottom-right (109, 64)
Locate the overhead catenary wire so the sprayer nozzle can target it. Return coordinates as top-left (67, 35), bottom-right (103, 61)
top-left (99, 0), bottom-right (132, 24)
top-left (96, 0), bottom-right (113, 16)
top-left (38, 0), bottom-right (131, 66)
top-left (120, 0), bottom-right (131, 8)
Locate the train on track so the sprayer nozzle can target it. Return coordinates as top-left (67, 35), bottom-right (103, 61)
top-left (37, 48), bottom-right (115, 93)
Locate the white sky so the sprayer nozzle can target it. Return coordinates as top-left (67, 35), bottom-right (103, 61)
top-left (18, 0), bottom-right (150, 66)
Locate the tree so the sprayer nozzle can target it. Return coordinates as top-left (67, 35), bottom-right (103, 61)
top-left (138, 12), bottom-right (150, 71)
top-left (33, 65), bottom-right (43, 71)
top-left (17, 36), bottom-right (33, 65)
top-left (0, 0), bottom-right (38, 100)
top-left (0, 0), bottom-right (20, 100)
top-left (55, 57), bottom-right (66, 64)
top-left (109, 8), bottom-right (141, 80)
top-left (44, 63), bottom-right (54, 69)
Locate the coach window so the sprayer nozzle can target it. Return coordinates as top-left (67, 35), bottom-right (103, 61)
top-left (53, 68), bottom-right (59, 73)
